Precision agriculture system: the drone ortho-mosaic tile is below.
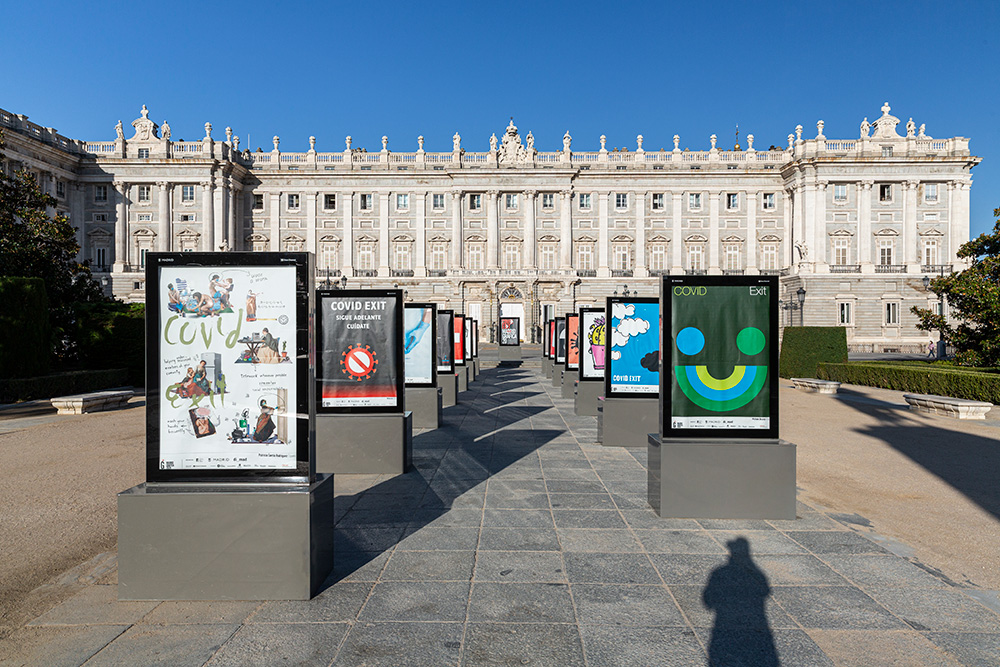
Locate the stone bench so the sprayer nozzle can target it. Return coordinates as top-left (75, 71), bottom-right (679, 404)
top-left (790, 378), bottom-right (841, 394)
top-left (51, 389), bottom-right (133, 415)
top-left (903, 393), bottom-right (993, 420)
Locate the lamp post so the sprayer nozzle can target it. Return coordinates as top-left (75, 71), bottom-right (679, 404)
top-left (796, 286), bottom-right (806, 327)
top-left (778, 286), bottom-right (807, 326)
top-left (922, 273), bottom-right (946, 359)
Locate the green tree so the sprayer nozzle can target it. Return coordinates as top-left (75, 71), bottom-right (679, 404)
top-left (0, 131), bottom-right (107, 361)
top-left (912, 207), bottom-right (1000, 367)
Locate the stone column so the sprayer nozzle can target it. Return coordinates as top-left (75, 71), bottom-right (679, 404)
top-left (269, 191), bottom-right (280, 251)
top-left (486, 191), bottom-right (499, 269)
top-left (228, 181), bottom-right (238, 251)
top-left (203, 179), bottom-right (216, 252)
top-left (597, 192), bottom-right (610, 277)
top-left (157, 181), bottom-right (171, 253)
top-left (342, 192), bottom-right (354, 274)
top-left (113, 181), bottom-right (128, 270)
top-left (523, 191), bottom-right (536, 269)
top-left (955, 181), bottom-right (971, 266)
top-left (903, 180), bottom-right (919, 267)
top-left (635, 191), bottom-right (646, 276)
top-left (71, 183), bottom-right (85, 260)
top-left (709, 191), bottom-right (720, 274)
top-left (791, 184), bottom-right (804, 271)
top-left (450, 190), bottom-right (463, 269)
top-left (214, 178), bottom-right (226, 251)
top-left (859, 181), bottom-right (873, 272)
top-left (306, 191), bottom-right (318, 254)
top-left (746, 191), bottom-right (758, 273)
top-left (814, 181), bottom-right (828, 268)
top-left (671, 192), bottom-right (683, 272)
top-left (378, 192), bottom-right (390, 275)
top-left (802, 180), bottom-right (817, 271)
top-left (415, 191), bottom-right (427, 277)
top-left (782, 189), bottom-right (793, 269)
top-left (559, 191), bottom-right (573, 269)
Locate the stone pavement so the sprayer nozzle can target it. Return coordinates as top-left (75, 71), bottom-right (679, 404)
top-left (3, 364), bottom-right (1000, 666)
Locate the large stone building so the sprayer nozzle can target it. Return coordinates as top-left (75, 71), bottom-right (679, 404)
top-left (0, 103), bottom-right (980, 349)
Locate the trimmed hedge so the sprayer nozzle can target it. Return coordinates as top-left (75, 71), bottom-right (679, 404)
top-left (0, 368), bottom-right (128, 403)
top-left (0, 277), bottom-right (51, 379)
top-left (817, 362), bottom-right (1000, 404)
top-left (73, 303), bottom-right (145, 386)
top-left (779, 327), bottom-right (848, 379)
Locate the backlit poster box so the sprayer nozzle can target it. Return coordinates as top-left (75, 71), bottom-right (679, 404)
top-left (464, 318), bottom-right (473, 361)
top-left (605, 297), bottom-right (660, 398)
top-left (555, 317), bottom-right (567, 364)
top-left (472, 319), bottom-right (479, 357)
top-left (454, 314), bottom-right (466, 366)
top-left (436, 309), bottom-right (455, 374)
top-left (663, 275), bottom-right (779, 439)
top-left (542, 319), bottom-right (550, 358)
top-left (500, 317), bottom-right (520, 346)
top-left (404, 303), bottom-right (437, 387)
top-left (580, 307), bottom-right (605, 381)
top-left (317, 289), bottom-right (404, 412)
top-left (145, 252), bottom-right (313, 483)
top-left (548, 320), bottom-right (557, 358)
top-left (566, 313), bottom-right (581, 371)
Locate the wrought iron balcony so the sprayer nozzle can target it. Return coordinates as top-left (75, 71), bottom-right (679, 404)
top-left (390, 269), bottom-right (414, 277)
top-left (875, 264), bottom-right (907, 274)
top-left (722, 269), bottom-right (745, 275)
top-left (354, 269), bottom-right (377, 277)
top-left (686, 269), bottom-right (708, 275)
top-left (428, 269), bottom-right (448, 277)
top-left (649, 269), bottom-right (670, 276)
top-left (830, 264), bottom-right (861, 273)
top-left (611, 269), bottom-right (633, 277)
top-left (576, 269), bottom-right (597, 277)
top-left (921, 264), bottom-right (952, 274)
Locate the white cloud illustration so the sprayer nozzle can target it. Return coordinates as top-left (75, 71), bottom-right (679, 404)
top-left (612, 303), bottom-right (635, 320)
top-left (611, 350), bottom-right (622, 360)
top-left (612, 316), bottom-right (650, 348)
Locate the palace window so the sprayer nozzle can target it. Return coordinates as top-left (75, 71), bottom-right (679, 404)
top-left (885, 302), bottom-right (899, 326)
top-left (357, 243), bottom-right (375, 270)
top-left (650, 243), bottom-right (667, 271)
top-left (615, 193), bottom-right (628, 209)
top-left (469, 194), bottom-right (482, 211)
top-left (688, 193), bottom-right (701, 210)
top-left (763, 192), bottom-right (776, 209)
top-left (182, 185), bottom-right (195, 202)
top-left (882, 146), bottom-right (893, 157)
top-left (542, 193), bottom-right (554, 209)
top-left (324, 194), bottom-right (337, 210)
top-left (925, 183), bottom-right (938, 202)
top-left (93, 213), bottom-right (108, 222)
top-left (320, 242), bottom-right (339, 270)
top-left (838, 302), bottom-right (853, 326)
top-left (56, 180), bottom-right (65, 198)
top-left (137, 148), bottom-right (149, 159)
top-left (687, 245), bottom-right (704, 271)
top-left (287, 193), bottom-right (300, 210)
top-left (433, 194), bottom-right (445, 210)
top-left (878, 239), bottom-right (894, 265)
top-left (360, 194), bottom-right (372, 210)
top-left (503, 242), bottom-right (520, 270)
top-left (94, 185), bottom-right (107, 203)
top-left (137, 185), bottom-right (151, 203)
top-left (252, 237), bottom-right (268, 252)
top-left (834, 185), bottom-right (847, 202)
top-left (394, 243), bottom-right (411, 270)
top-left (923, 238), bottom-right (939, 266)
top-left (467, 243), bottom-right (484, 270)
top-left (540, 244), bottom-right (556, 270)
top-left (726, 193), bottom-right (739, 210)
top-left (253, 194), bottom-right (264, 210)
top-left (879, 184), bottom-right (893, 202)
top-left (137, 213), bottom-right (152, 222)
top-left (578, 193), bottom-right (592, 210)
top-left (613, 244), bottom-right (631, 271)
top-left (396, 193), bottom-right (409, 211)
top-left (724, 244), bottom-right (741, 271)
top-left (577, 244), bottom-right (593, 270)
top-left (833, 238), bottom-right (850, 266)
top-left (430, 243), bottom-right (447, 271)
top-left (94, 246), bottom-right (108, 269)
top-left (505, 194), bottom-right (518, 210)
top-left (760, 244), bottom-right (778, 271)
top-left (652, 193), bottom-right (665, 210)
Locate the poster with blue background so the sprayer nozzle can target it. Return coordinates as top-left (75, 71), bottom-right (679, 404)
top-left (606, 298), bottom-right (660, 396)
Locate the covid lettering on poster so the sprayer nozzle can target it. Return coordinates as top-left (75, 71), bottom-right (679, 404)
top-left (670, 284), bottom-right (771, 430)
top-left (404, 305), bottom-right (434, 385)
top-left (500, 317), bottom-right (520, 346)
top-left (158, 265), bottom-right (298, 470)
top-left (608, 300), bottom-right (660, 395)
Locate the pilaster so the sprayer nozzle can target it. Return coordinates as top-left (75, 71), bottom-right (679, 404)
top-left (203, 178), bottom-right (216, 252)
top-left (523, 191), bottom-right (537, 269)
top-left (708, 191), bottom-right (720, 274)
top-left (415, 192), bottom-right (427, 277)
top-left (451, 190), bottom-right (463, 269)
top-left (671, 192), bottom-right (683, 272)
top-left (597, 192), bottom-right (610, 277)
top-left (559, 191), bottom-right (573, 268)
top-left (158, 181), bottom-right (172, 253)
top-left (378, 192), bottom-right (390, 275)
top-left (903, 180), bottom-right (919, 267)
top-left (269, 191), bottom-right (280, 251)
top-left (113, 181), bottom-right (128, 270)
top-left (342, 191), bottom-right (354, 273)
top-left (746, 191), bottom-right (758, 273)
top-left (306, 191), bottom-right (318, 254)
top-left (486, 190), bottom-right (499, 269)
top-left (635, 191), bottom-right (647, 276)
top-left (859, 181), bottom-right (873, 272)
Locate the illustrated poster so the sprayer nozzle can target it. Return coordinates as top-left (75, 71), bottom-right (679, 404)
top-left (454, 315), bottom-right (466, 366)
top-left (566, 313), bottom-right (581, 370)
top-left (472, 319), bottom-right (479, 357)
top-left (500, 317), bottom-right (520, 346)
top-left (464, 317), bottom-right (473, 361)
top-left (436, 310), bottom-right (454, 373)
top-left (319, 293), bottom-right (400, 407)
top-left (669, 283), bottom-right (771, 430)
top-left (158, 265), bottom-right (297, 470)
top-left (542, 320), bottom-right (550, 358)
top-left (548, 320), bottom-right (557, 357)
top-left (555, 318), bottom-right (567, 364)
top-left (581, 309), bottom-right (606, 380)
top-left (404, 304), bottom-right (434, 386)
top-left (607, 300), bottom-right (660, 395)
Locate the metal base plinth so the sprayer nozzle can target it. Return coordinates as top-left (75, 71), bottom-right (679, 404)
top-left (575, 381), bottom-right (603, 416)
top-left (542, 357), bottom-right (552, 377)
top-left (405, 386), bottom-right (442, 429)
top-left (548, 361), bottom-right (560, 382)
top-left (648, 435), bottom-right (797, 520)
top-left (117, 475), bottom-right (335, 601)
top-left (456, 366), bottom-right (469, 392)
top-left (438, 373), bottom-right (458, 408)
top-left (561, 370), bottom-right (577, 399)
top-left (598, 397), bottom-right (658, 447)
top-left (316, 412), bottom-right (413, 474)
top-left (551, 365), bottom-right (563, 388)
top-left (473, 358), bottom-right (480, 378)
top-left (499, 346), bottom-right (522, 362)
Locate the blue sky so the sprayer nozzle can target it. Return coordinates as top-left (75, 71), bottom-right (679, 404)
top-left (3, 0), bottom-right (997, 237)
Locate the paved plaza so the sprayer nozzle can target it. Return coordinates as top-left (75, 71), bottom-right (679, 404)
top-left (2, 359), bottom-right (1000, 665)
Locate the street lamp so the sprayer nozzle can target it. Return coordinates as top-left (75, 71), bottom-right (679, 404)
top-left (796, 286), bottom-right (806, 327)
top-left (778, 286), bottom-right (807, 326)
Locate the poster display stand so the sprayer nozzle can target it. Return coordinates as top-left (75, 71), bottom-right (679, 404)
top-left (575, 307), bottom-right (605, 416)
top-left (471, 319), bottom-right (480, 379)
top-left (404, 303), bottom-right (441, 429)
top-left (454, 314), bottom-right (468, 393)
top-left (551, 317), bottom-right (566, 388)
top-left (435, 309), bottom-right (458, 408)
top-left (561, 313), bottom-right (580, 398)
top-left (648, 275), bottom-right (795, 519)
top-left (541, 319), bottom-right (552, 377)
top-left (119, 252), bottom-right (333, 601)
top-left (547, 319), bottom-right (558, 380)
top-left (315, 289), bottom-right (412, 474)
top-left (499, 316), bottom-right (522, 362)
top-left (599, 296), bottom-right (660, 447)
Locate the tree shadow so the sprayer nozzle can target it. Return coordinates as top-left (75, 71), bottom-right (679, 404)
top-left (702, 537), bottom-right (779, 667)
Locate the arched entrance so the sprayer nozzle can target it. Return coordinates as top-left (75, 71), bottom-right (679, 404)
top-left (498, 285), bottom-right (526, 342)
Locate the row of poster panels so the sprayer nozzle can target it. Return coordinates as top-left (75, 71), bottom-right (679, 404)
top-left (499, 317), bottom-right (520, 346)
top-left (543, 274), bottom-right (779, 440)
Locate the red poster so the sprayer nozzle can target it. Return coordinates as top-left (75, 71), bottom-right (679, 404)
top-left (454, 315), bottom-right (466, 366)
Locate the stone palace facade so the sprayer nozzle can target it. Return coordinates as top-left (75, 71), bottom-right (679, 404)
top-left (0, 103), bottom-right (980, 349)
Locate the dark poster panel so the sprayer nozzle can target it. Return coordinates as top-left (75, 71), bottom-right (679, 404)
top-left (542, 319), bottom-right (550, 358)
top-left (555, 317), bottom-right (567, 364)
top-left (145, 252), bottom-right (313, 484)
top-left (454, 314), bottom-right (466, 366)
top-left (662, 275), bottom-right (779, 440)
top-left (580, 307), bottom-right (606, 381)
top-left (436, 309), bottom-right (454, 373)
top-left (464, 317), bottom-right (473, 361)
top-left (548, 320), bottom-right (557, 358)
top-left (472, 319), bottom-right (479, 357)
top-left (566, 313), bottom-right (581, 370)
top-left (317, 289), bottom-right (404, 412)
top-left (499, 317), bottom-right (520, 346)
top-left (404, 303), bottom-right (437, 387)
top-left (604, 296), bottom-right (660, 399)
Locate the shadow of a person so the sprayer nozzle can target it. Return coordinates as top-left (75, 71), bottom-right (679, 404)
top-left (702, 536), bottom-right (779, 666)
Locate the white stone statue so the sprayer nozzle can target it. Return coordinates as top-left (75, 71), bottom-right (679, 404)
top-left (918, 123), bottom-right (928, 138)
top-left (204, 122), bottom-right (212, 139)
top-left (526, 131), bottom-right (534, 151)
top-left (747, 134), bottom-right (754, 151)
top-left (309, 136), bottom-right (316, 151)
top-left (272, 135), bottom-right (280, 151)
top-left (115, 120), bottom-right (124, 140)
top-left (219, 239), bottom-right (230, 252)
top-left (787, 134), bottom-right (794, 149)
top-left (907, 118), bottom-right (916, 137)
top-left (418, 135), bottom-right (424, 151)
top-left (234, 136), bottom-right (239, 151)
top-left (345, 135), bottom-right (352, 150)
top-left (599, 135), bottom-right (606, 151)
top-left (563, 131), bottom-right (571, 151)
top-left (225, 126), bottom-right (233, 144)
top-left (795, 241), bottom-right (809, 260)
top-left (673, 134), bottom-right (680, 150)
top-left (161, 120), bottom-right (171, 140)
top-left (860, 117), bottom-right (870, 138)
top-left (710, 134), bottom-right (717, 149)
top-left (453, 132), bottom-right (461, 151)
top-left (490, 133), bottom-right (498, 152)
top-left (140, 105), bottom-right (149, 120)
top-left (795, 125), bottom-right (803, 141)
top-left (816, 120), bottom-right (825, 138)
top-left (382, 135), bottom-right (388, 151)
top-left (636, 134), bottom-right (643, 151)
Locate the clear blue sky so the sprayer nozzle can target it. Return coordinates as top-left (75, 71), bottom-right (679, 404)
top-left (3, 0), bottom-right (997, 237)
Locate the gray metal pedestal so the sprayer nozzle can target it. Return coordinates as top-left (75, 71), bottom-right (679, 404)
top-left (561, 370), bottom-right (576, 399)
top-left (542, 357), bottom-right (552, 377)
top-left (648, 435), bottom-right (796, 520)
top-left (500, 346), bottom-right (522, 362)
top-left (118, 475), bottom-right (335, 601)
top-left (405, 386), bottom-right (442, 429)
top-left (548, 361), bottom-right (559, 382)
top-left (457, 366), bottom-right (469, 392)
top-left (598, 397), bottom-right (658, 447)
top-left (316, 412), bottom-right (413, 474)
top-left (550, 365), bottom-right (563, 388)
top-left (438, 372), bottom-right (458, 408)
top-left (575, 381), bottom-right (602, 416)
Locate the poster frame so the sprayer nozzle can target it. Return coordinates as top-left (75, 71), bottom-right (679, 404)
top-left (464, 317), bottom-right (473, 361)
top-left (454, 314), bottom-right (467, 366)
top-left (472, 319), bottom-right (479, 357)
top-left (404, 302), bottom-right (438, 388)
top-left (499, 316), bottom-right (521, 346)
top-left (436, 309), bottom-right (455, 374)
top-left (555, 317), bottom-right (567, 364)
top-left (542, 319), bottom-right (550, 358)
top-left (145, 251), bottom-right (314, 485)
top-left (548, 319), bottom-right (557, 358)
top-left (661, 274), bottom-right (780, 440)
top-left (316, 288), bottom-right (405, 415)
top-left (579, 307), bottom-right (605, 382)
top-left (604, 296), bottom-right (660, 400)
top-left (566, 313), bottom-right (581, 371)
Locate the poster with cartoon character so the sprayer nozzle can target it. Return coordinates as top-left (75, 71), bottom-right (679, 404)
top-left (665, 276), bottom-right (778, 437)
top-left (605, 297), bottom-right (660, 397)
top-left (580, 308), bottom-right (605, 381)
top-left (404, 303), bottom-right (436, 387)
top-left (318, 290), bottom-right (403, 410)
top-left (566, 313), bottom-right (581, 370)
top-left (153, 256), bottom-right (303, 476)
